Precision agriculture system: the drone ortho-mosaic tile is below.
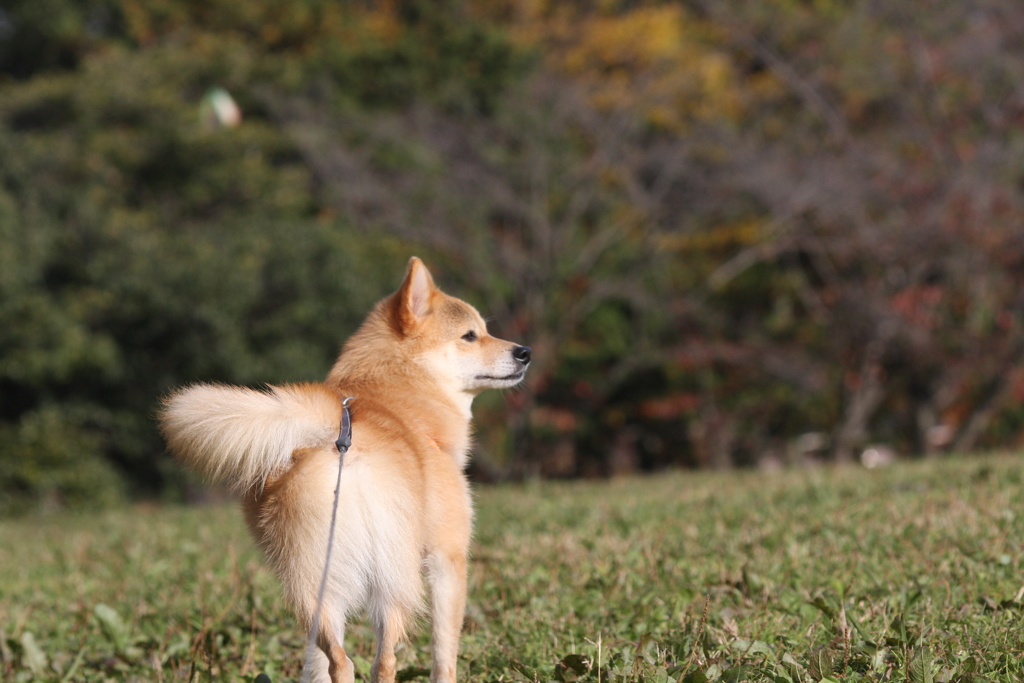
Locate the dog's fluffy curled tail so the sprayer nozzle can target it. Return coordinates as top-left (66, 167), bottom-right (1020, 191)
top-left (159, 382), bottom-right (342, 493)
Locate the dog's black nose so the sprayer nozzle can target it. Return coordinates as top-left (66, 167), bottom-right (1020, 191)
top-left (512, 345), bottom-right (532, 365)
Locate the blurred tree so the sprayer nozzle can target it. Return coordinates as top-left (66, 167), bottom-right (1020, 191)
top-left (0, 0), bottom-right (505, 510)
top-left (4, 0), bottom-right (1024, 510)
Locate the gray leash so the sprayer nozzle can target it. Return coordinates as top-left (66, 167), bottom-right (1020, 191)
top-left (300, 396), bottom-right (354, 683)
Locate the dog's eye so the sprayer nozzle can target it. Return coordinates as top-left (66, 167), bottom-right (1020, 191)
top-left (461, 331), bottom-right (478, 342)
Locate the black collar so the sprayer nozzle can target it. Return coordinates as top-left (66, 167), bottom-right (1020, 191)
top-left (336, 397), bottom-right (354, 453)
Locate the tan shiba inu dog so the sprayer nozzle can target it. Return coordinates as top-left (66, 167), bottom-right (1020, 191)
top-left (159, 257), bottom-right (531, 683)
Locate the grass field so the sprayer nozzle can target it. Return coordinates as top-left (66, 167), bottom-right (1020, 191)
top-left (2, 455), bottom-right (1022, 682)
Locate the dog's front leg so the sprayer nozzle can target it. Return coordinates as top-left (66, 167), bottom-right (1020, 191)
top-left (426, 549), bottom-right (467, 683)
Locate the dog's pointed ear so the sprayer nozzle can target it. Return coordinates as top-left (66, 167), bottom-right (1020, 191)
top-left (393, 256), bottom-right (437, 333)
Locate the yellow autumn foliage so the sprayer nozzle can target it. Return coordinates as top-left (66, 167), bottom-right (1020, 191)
top-left (487, 1), bottom-right (768, 131)
top-left (561, 6), bottom-right (685, 73)
top-left (657, 219), bottom-right (763, 253)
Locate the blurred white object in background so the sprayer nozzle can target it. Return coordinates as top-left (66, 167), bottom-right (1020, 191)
top-left (860, 445), bottom-right (896, 469)
top-left (200, 87), bottom-right (241, 129)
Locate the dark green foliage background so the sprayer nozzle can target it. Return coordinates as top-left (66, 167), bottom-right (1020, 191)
top-left (0, 0), bottom-right (506, 511)
top-left (4, 0), bottom-right (1024, 512)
